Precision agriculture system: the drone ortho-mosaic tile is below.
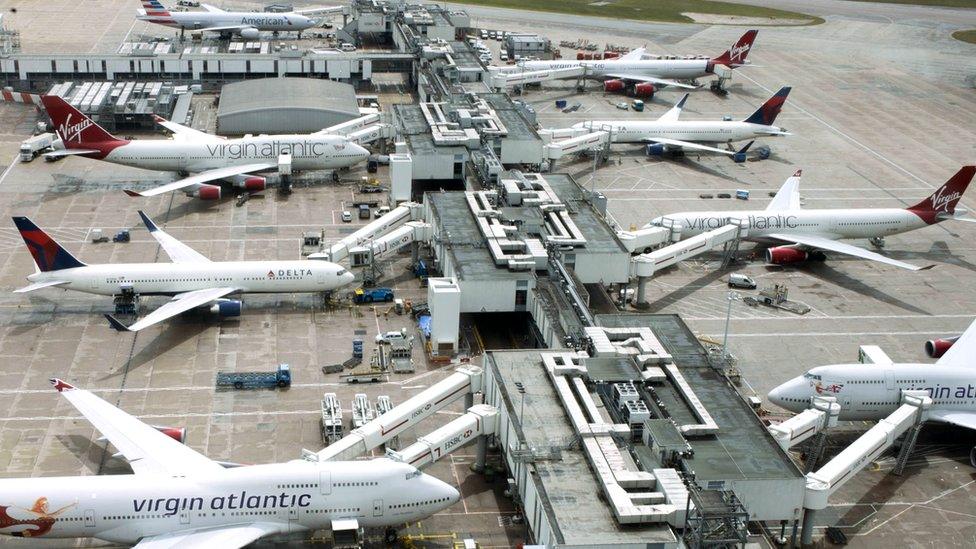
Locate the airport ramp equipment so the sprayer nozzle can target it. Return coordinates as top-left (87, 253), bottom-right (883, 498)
top-left (768, 396), bottom-right (840, 451)
top-left (308, 201), bottom-right (424, 263)
top-left (388, 404), bottom-right (499, 469)
top-left (314, 366), bottom-right (484, 461)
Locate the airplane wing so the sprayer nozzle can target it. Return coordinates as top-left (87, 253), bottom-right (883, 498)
top-left (123, 162), bottom-right (276, 197)
top-left (199, 3), bottom-right (226, 13)
top-left (14, 280), bottom-right (70, 293)
top-left (105, 287), bottom-right (238, 332)
top-left (153, 115), bottom-right (222, 143)
top-left (766, 170), bottom-right (802, 211)
top-left (603, 73), bottom-right (699, 90)
top-left (765, 233), bottom-right (933, 271)
top-left (133, 523), bottom-right (285, 549)
top-left (138, 210), bottom-right (211, 264)
top-left (197, 24), bottom-right (253, 33)
top-left (644, 137), bottom-right (739, 155)
top-left (936, 318), bottom-right (976, 367)
top-left (656, 94), bottom-right (688, 123)
top-left (42, 149), bottom-right (101, 159)
top-left (50, 378), bottom-right (225, 476)
top-left (928, 410), bottom-right (976, 430)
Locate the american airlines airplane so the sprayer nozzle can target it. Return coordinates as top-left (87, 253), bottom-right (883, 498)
top-left (768, 318), bottom-right (976, 465)
top-left (647, 166), bottom-right (976, 271)
top-left (0, 378), bottom-right (459, 545)
top-left (40, 95), bottom-right (370, 200)
top-left (493, 29), bottom-right (758, 93)
top-left (570, 87), bottom-right (790, 156)
top-left (137, 0), bottom-right (341, 39)
top-left (12, 211), bottom-right (356, 332)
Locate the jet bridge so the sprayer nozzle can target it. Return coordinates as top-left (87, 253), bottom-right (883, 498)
top-left (318, 112), bottom-right (395, 146)
top-left (388, 404), bottom-right (499, 470)
top-left (488, 65), bottom-right (587, 88)
top-left (312, 366), bottom-right (484, 462)
top-left (543, 130), bottom-right (610, 160)
top-left (768, 396), bottom-right (841, 451)
top-left (800, 390), bottom-right (931, 545)
top-left (309, 201), bottom-right (424, 263)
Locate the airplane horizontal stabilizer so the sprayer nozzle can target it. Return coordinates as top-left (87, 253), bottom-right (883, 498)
top-left (15, 280), bottom-right (69, 293)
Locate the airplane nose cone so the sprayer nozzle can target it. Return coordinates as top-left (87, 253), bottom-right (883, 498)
top-left (354, 144), bottom-right (369, 162)
top-left (342, 271), bottom-right (356, 286)
top-left (767, 384), bottom-right (786, 407)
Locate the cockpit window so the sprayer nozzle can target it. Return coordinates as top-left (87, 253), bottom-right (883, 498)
top-left (803, 373), bottom-right (821, 380)
top-left (337, 269), bottom-right (348, 277)
top-left (405, 469), bottom-right (422, 480)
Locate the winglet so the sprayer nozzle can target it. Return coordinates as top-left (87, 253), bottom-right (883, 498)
top-left (674, 94), bottom-right (688, 110)
top-left (123, 189), bottom-right (144, 197)
top-left (737, 140), bottom-right (754, 155)
top-left (793, 169), bottom-right (802, 177)
top-left (138, 210), bottom-right (160, 232)
top-left (50, 378), bottom-right (76, 392)
top-left (104, 314), bottom-right (132, 332)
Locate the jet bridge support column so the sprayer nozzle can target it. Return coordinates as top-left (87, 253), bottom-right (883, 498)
top-left (800, 390), bottom-right (931, 546)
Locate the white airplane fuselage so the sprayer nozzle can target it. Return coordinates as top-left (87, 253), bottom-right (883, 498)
top-left (573, 120), bottom-right (784, 145)
top-left (0, 459), bottom-right (458, 543)
top-left (769, 363), bottom-right (976, 422)
top-left (508, 58), bottom-right (713, 81)
top-left (649, 208), bottom-right (929, 241)
top-left (27, 260), bottom-right (355, 297)
top-left (102, 135), bottom-right (368, 174)
top-left (138, 11), bottom-right (315, 33)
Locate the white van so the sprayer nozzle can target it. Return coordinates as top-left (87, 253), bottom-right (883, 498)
top-left (728, 273), bottom-right (757, 289)
top-left (339, 43), bottom-right (357, 52)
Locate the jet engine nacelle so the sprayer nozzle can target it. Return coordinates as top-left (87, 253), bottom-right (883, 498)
top-left (241, 176), bottom-right (267, 191)
top-left (766, 246), bottom-right (808, 265)
top-left (152, 425), bottom-right (187, 444)
top-left (925, 336), bottom-right (959, 358)
top-left (193, 185), bottom-right (222, 200)
top-left (209, 299), bottom-right (242, 318)
top-left (604, 79), bottom-right (625, 93)
top-left (239, 27), bottom-right (260, 40)
top-left (646, 143), bottom-right (667, 156)
top-left (633, 82), bottom-right (655, 98)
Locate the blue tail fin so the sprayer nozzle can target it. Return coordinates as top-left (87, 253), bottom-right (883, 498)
top-left (743, 86), bottom-right (791, 126)
top-left (12, 217), bottom-right (86, 272)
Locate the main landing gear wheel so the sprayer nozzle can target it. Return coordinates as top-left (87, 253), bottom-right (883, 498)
top-left (384, 527), bottom-right (398, 545)
top-left (332, 171), bottom-right (340, 182)
top-left (870, 237), bottom-right (886, 249)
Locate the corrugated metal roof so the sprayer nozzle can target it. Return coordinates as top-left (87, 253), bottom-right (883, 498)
top-left (217, 77), bottom-right (359, 117)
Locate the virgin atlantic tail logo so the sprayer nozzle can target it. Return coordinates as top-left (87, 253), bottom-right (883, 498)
top-left (58, 113), bottom-right (94, 144)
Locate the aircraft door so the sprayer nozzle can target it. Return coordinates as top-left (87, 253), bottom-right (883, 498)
top-left (84, 509), bottom-right (96, 528)
top-left (885, 370), bottom-right (895, 392)
top-left (179, 510), bottom-right (190, 525)
top-left (372, 499), bottom-right (384, 517)
top-left (288, 506), bottom-right (299, 529)
top-left (320, 471), bottom-right (332, 494)
top-left (316, 270), bottom-right (326, 285)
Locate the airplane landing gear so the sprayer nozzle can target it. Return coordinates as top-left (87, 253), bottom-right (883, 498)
top-left (384, 527), bottom-right (398, 545)
top-left (870, 237), bottom-right (886, 249)
top-left (332, 171), bottom-right (340, 183)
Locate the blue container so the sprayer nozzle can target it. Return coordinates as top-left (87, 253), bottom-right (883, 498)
top-left (555, 99), bottom-right (568, 109)
top-left (735, 189), bottom-right (750, 200)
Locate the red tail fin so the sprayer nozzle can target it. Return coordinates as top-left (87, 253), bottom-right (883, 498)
top-left (907, 166), bottom-right (975, 224)
top-left (40, 95), bottom-right (120, 148)
top-left (712, 30), bottom-right (758, 67)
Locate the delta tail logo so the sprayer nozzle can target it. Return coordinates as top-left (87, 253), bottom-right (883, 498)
top-left (58, 113), bottom-right (93, 144)
top-left (0, 498), bottom-right (75, 538)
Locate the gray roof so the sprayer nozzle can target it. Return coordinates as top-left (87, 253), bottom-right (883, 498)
top-left (218, 78), bottom-right (359, 117)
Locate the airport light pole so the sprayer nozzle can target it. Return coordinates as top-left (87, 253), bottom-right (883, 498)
top-left (722, 291), bottom-right (740, 356)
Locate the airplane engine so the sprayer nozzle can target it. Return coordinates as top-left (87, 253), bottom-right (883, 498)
top-left (646, 143), bottom-right (667, 156)
top-left (239, 27), bottom-right (260, 40)
top-left (207, 299), bottom-right (243, 318)
top-left (152, 426), bottom-right (187, 444)
top-left (766, 246), bottom-right (808, 265)
top-left (241, 176), bottom-right (267, 191)
top-left (634, 82), bottom-right (655, 98)
top-left (604, 79), bottom-right (625, 93)
top-left (193, 185), bottom-right (222, 200)
top-left (925, 336), bottom-right (959, 358)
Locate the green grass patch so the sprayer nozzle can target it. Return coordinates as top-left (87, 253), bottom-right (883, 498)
top-left (953, 29), bottom-right (976, 44)
top-left (846, 0), bottom-right (976, 7)
top-left (451, 0), bottom-right (820, 25)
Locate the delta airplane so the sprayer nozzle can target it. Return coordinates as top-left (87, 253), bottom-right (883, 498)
top-left (137, 0), bottom-right (342, 39)
top-left (493, 29), bottom-right (758, 93)
top-left (768, 318), bottom-right (976, 465)
top-left (569, 87), bottom-right (790, 157)
top-left (40, 95), bottom-right (369, 200)
top-left (647, 166), bottom-right (976, 271)
top-left (0, 378), bottom-right (459, 546)
top-left (12, 211), bottom-right (356, 332)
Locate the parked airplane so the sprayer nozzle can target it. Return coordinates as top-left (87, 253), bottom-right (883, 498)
top-left (40, 95), bottom-right (369, 200)
top-left (768, 318), bottom-right (976, 464)
top-left (12, 211), bottom-right (356, 332)
top-left (494, 29), bottom-right (758, 94)
top-left (137, 0), bottom-right (342, 39)
top-left (0, 378), bottom-right (458, 545)
top-left (647, 166), bottom-right (976, 271)
top-left (569, 87), bottom-right (790, 156)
